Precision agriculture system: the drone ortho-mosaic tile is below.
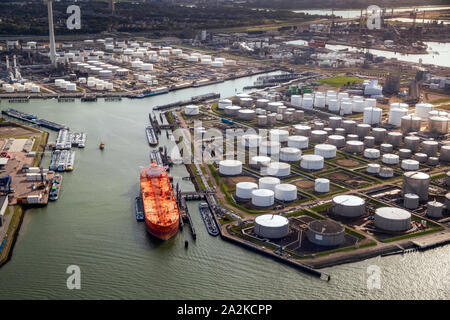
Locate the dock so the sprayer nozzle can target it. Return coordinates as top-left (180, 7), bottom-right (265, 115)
top-left (153, 92), bottom-right (220, 111)
top-left (1, 108), bottom-right (68, 131)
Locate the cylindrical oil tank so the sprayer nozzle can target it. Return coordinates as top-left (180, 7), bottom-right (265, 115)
top-left (242, 134), bottom-right (262, 148)
top-left (324, 127), bottom-right (334, 135)
top-left (288, 136), bottom-right (309, 149)
top-left (346, 140), bottom-right (364, 154)
top-left (218, 99), bottom-right (232, 110)
top-left (427, 201), bottom-right (444, 218)
top-left (404, 193), bottom-right (420, 210)
top-left (314, 122), bottom-right (325, 130)
top-left (268, 113), bottom-right (277, 125)
top-left (427, 157), bottom-right (439, 166)
top-left (415, 103), bottom-right (434, 119)
top-left (335, 128), bottom-right (346, 136)
top-left (219, 160), bottom-right (242, 176)
top-left (224, 105), bottom-right (241, 116)
top-left (332, 195), bottom-right (366, 217)
top-left (382, 154), bottom-right (400, 165)
top-left (352, 99), bottom-right (365, 113)
top-left (387, 132), bottom-right (403, 148)
top-left (294, 125), bottom-right (311, 137)
top-left (314, 178), bottom-right (330, 193)
top-left (257, 115), bottom-right (268, 126)
top-left (363, 107), bottom-right (382, 125)
top-left (254, 215), bottom-right (289, 239)
top-left (251, 189), bottom-right (275, 207)
top-left (277, 105), bottom-right (287, 114)
top-left (389, 108), bottom-right (409, 127)
top-left (267, 162), bottom-right (291, 177)
top-left (414, 153), bottom-right (428, 163)
top-left (274, 184), bottom-right (297, 201)
top-left (328, 99), bottom-right (340, 112)
top-left (446, 192), bottom-right (450, 209)
top-left (347, 134), bottom-right (359, 141)
top-left (301, 155), bottom-right (324, 170)
top-left (307, 220), bottom-right (345, 246)
top-left (270, 129), bottom-right (289, 143)
top-left (404, 136), bottom-right (420, 152)
top-left (421, 140), bottom-right (439, 157)
top-left (260, 141), bottom-right (281, 155)
top-left (401, 115), bottom-right (422, 133)
top-left (311, 130), bottom-right (328, 143)
top-left (256, 99), bottom-right (270, 109)
top-left (238, 109), bottom-right (255, 121)
top-left (267, 101), bottom-right (282, 112)
top-left (399, 149), bottom-right (412, 159)
top-left (240, 97), bottom-right (253, 108)
top-left (401, 159), bottom-right (420, 171)
top-left (364, 148), bottom-right (380, 159)
top-left (379, 167), bottom-right (394, 178)
top-left (439, 145), bottom-right (450, 162)
top-left (328, 116), bottom-right (342, 129)
top-left (364, 136), bottom-right (375, 148)
top-left (294, 110), bottom-right (305, 121)
top-left (380, 143), bottom-right (393, 153)
top-left (302, 97), bottom-right (314, 109)
top-left (314, 144), bottom-right (337, 159)
top-left (402, 171), bottom-right (430, 202)
top-left (283, 112), bottom-right (294, 123)
top-left (367, 163), bottom-right (381, 174)
top-left (290, 95), bottom-right (302, 107)
top-left (356, 124), bottom-right (371, 139)
top-left (280, 147), bottom-right (302, 162)
top-left (428, 116), bottom-right (449, 134)
top-left (250, 156), bottom-right (271, 168)
top-left (341, 102), bottom-right (353, 115)
top-left (328, 135), bottom-right (346, 148)
top-left (342, 120), bottom-right (356, 134)
top-left (314, 95), bottom-right (326, 108)
top-left (372, 128), bottom-right (387, 144)
top-left (375, 207), bottom-right (411, 232)
top-left (258, 177), bottom-right (280, 191)
top-left (236, 182), bottom-right (258, 199)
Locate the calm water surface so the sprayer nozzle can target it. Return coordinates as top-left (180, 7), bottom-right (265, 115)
top-left (0, 73), bottom-right (448, 299)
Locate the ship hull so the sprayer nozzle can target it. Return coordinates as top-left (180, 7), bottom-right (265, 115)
top-left (145, 218), bottom-right (179, 240)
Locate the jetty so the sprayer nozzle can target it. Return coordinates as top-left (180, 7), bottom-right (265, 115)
top-left (153, 92), bottom-right (220, 111)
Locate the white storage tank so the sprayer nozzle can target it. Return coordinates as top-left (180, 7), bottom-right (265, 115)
top-left (404, 136), bottom-right (420, 152)
top-left (404, 193), bottom-right (420, 210)
top-left (374, 207), bottom-right (411, 232)
top-left (314, 178), bottom-right (330, 193)
top-left (382, 154), bottom-right (400, 165)
top-left (288, 136), bottom-right (309, 149)
top-left (236, 182), bottom-right (258, 199)
top-left (184, 104), bottom-right (199, 116)
top-left (274, 184), bottom-right (297, 201)
top-left (250, 156), bottom-right (271, 168)
top-left (389, 108), bottom-right (409, 127)
top-left (346, 141), bottom-right (364, 154)
top-left (280, 147), bottom-right (301, 162)
top-left (301, 155), bottom-right (324, 170)
top-left (242, 134), bottom-right (262, 148)
top-left (401, 159), bottom-right (420, 171)
top-left (219, 160), bottom-right (242, 176)
top-left (254, 214), bottom-right (289, 239)
top-left (332, 195), bottom-right (366, 217)
top-left (218, 99), bottom-right (232, 110)
top-left (386, 132), bottom-right (403, 148)
top-left (311, 130), bottom-right (328, 143)
top-left (290, 95), bottom-right (302, 107)
top-left (402, 171), bottom-right (430, 202)
top-left (401, 115), bottom-right (422, 133)
top-left (270, 129), bottom-right (289, 143)
top-left (238, 109), bottom-right (256, 121)
top-left (415, 103), bottom-right (434, 119)
top-left (260, 141), bottom-right (280, 155)
top-left (294, 125), bottom-right (311, 137)
top-left (267, 162), bottom-right (291, 177)
top-left (224, 105), bottom-right (241, 116)
top-left (427, 201), bottom-right (444, 218)
top-left (314, 144), bottom-right (337, 159)
top-left (327, 135), bottom-right (346, 148)
top-left (258, 177), bottom-right (280, 191)
top-left (367, 163), bottom-right (381, 174)
top-left (364, 148), bottom-right (380, 159)
top-left (251, 189), bottom-right (275, 207)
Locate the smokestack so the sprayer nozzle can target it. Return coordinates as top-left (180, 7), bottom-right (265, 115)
top-left (45, 0), bottom-right (57, 67)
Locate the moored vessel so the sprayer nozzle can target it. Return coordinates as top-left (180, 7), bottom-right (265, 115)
top-left (140, 162), bottom-right (179, 240)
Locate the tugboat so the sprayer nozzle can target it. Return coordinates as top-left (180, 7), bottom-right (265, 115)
top-left (49, 174), bottom-right (62, 201)
top-left (99, 142), bottom-right (105, 150)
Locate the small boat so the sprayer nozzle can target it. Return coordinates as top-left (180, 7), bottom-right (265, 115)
top-left (308, 39), bottom-right (326, 47)
top-left (99, 142), bottom-right (105, 150)
top-left (49, 174), bottom-right (63, 201)
top-left (135, 197), bottom-right (145, 222)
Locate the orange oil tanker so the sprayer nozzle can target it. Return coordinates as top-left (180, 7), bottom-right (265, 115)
top-left (140, 162), bottom-right (179, 240)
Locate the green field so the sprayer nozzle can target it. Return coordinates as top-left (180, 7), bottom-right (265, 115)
top-left (319, 76), bottom-right (364, 88)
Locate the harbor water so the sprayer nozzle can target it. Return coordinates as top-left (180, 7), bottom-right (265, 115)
top-left (0, 72), bottom-right (449, 299)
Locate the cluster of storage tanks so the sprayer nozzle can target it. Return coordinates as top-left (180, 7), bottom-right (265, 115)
top-left (1, 82), bottom-right (40, 93)
top-left (68, 77), bottom-right (114, 91)
top-left (234, 176), bottom-right (297, 207)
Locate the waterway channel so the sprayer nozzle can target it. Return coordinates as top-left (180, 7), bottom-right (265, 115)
top-left (0, 71), bottom-right (448, 299)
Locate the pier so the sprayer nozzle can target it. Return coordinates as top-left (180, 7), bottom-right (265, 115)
top-left (153, 92), bottom-right (220, 111)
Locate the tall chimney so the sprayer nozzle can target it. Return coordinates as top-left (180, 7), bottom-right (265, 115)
top-left (45, 0), bottom-right (57, 67)
top-left (109, 0), bottom-right (115, 13)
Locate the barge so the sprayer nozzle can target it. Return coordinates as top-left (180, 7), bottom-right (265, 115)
top-left (199, 202), bottom-right (219, 236)
top-left (146, 126), bottom-right (158, 146)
